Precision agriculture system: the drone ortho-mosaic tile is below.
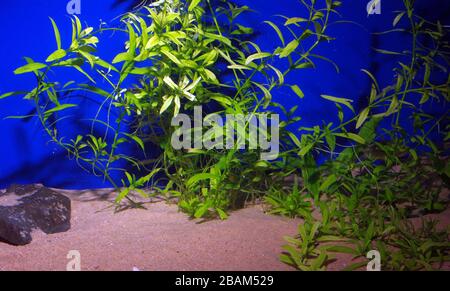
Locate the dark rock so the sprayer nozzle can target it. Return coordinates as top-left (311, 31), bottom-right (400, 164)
top-left (6, 184), bottom-right (43, 196)
top-left (0, 185), bottom-right (71, 245)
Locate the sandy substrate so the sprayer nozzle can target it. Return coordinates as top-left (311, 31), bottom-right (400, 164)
top-left (0, 188), bottom-right (449, 271)
top-left (0, 188), bottom-right (302, 271)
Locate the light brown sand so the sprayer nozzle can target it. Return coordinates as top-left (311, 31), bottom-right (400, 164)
top-left (0, 188), bottom-right (448, 271)
top-left (0, 189), bottom-right (301, 271)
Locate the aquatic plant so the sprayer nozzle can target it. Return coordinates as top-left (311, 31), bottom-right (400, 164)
top-left (2, 0), bottom-right (449, 270)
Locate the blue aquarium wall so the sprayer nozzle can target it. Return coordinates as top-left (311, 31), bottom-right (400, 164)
top-left (0, 0), bottom-right (448, 189)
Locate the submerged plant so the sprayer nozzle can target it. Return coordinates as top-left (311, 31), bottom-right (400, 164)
top-left (1, 0), bottom-right (449, 271)
top-left (1, 0), bottom-right (341, 216)
top-left (279, 0), bottom-right (449, 271)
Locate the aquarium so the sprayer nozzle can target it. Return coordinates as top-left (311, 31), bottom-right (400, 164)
top-left (0, 0), bottom-right (449, 278)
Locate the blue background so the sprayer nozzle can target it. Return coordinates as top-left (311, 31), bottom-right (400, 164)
top-left (0, 0), bottom-right (448, 189)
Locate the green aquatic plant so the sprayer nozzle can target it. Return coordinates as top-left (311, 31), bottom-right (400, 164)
top-left (279, 0), bottom-right (450, 271)
top-left (1, 0), bottom-right (341, 216)
top-left (2, 0), bottom-right (449, 271)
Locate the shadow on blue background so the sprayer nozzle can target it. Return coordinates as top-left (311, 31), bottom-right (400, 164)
top-left (0, 0), bottom-right (448, 189)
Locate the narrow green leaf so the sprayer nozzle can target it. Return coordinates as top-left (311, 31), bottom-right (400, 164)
top-left (320, 95), bottom-right (354, 112)
top-left (279, 39), bottom-right (299, 58)
top-left (0, 91), bottom-right (25, 99)
top-left (115, 188), bottom-right (130, 203)
top-left (335, 132), bottom-right (366, 144)
top-left (188, 0), bottom-right (202, 11)
top-left (49, 17), bottom-right (61, 50)
top-left (216, 208), bottom-right (228, 220)
top-left (124, 133), bottom-right (145, 152)
top-left (325, 245), bottom-right (357, 255)
top-left (356, 107), bottom-right (370, 129)
top-left (268, 64), bottom-right (284, 85)
top-left (319, 174), bottom-right (337, 192)
top-left (194, 204), bottom-right (209, 218)
top-left (291, 85), bottom-right (304, 98)
top-left (285, 17), bottom-right (308, 26)
top-left (245, 52), bottom-right (271, 65)
top-left (44, 104), bottom-right (77, 120)
top-left (161, 49), bottom-right (181, 65)
top-left (160, 96), bottom-right (174, 114)
top-left (46, 49), bottom-right (67, 62)
top-left (299, 143), bottom-right (314, 156)
top-left (393, 12), bottom-right (405, 27)
top-left (14, 62), bottom-right (47, 75)
top-left (187, 173), bottom-right (218, 189)
top-left (112, 52), bottom-right (131, 64)
top-left (264, 21), bottom-right (285, 46)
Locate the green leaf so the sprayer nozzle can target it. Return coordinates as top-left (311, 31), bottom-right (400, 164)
top-left (112, 52), bottom-right (131, 64)
top-left (374, 48), bottom-right (403, 56)
top-left (187, 173), bottom-right (218, 189)
top-left (253, 82), bottom-right (272, 102)
top-left (5, 114), bottom-right (36, 120)
top-left (95, 58), bottom-right (119, 72)
top-left (161, 49), bottom-right (181, 65)
top-left (361, 69), bottom-right (380, 92)
top-left (325, 245), bottom-right (357, 255)
top-left (393, 12), bottom-right (406, 27)
top-left (126, 23), bottom-right (136, 57)
top-left (203, 68), bottom-right (218, 83)
top-left (291, 85), bottom-right (304, 98)
top-left (294, 62), bottom-right (314, 69)
top-left (299, 143), bottom-right (314, 156)
top-left (0, 91), bottom-right (25, 99)
top-left (216, 208), bottom-right (228, 220)
top-left (78, 51), bottom-right (96, 68)
top-left (320, 95), bottom-right (354, 112)
top-left (73, 15), bottom-right (82, 37)
top-left (46, 49), bottom-right (67, 62)
top-left (324, 128), bottom-right (336, 152)
top-left (356, 107), bottom-right (370, 129)
top-left (188, 0), bottom-right (202, 11)
top-left (288, 132), bottom-right (302, 148)
top-left (54, 58), bottom-right (84, 67)
top-left (311, 252), bottom-right (327, 270)
top-left (279, 39), bottom-right (299, 58)
top-left (255, 160), bottom-right (270, 168)
top-left (194, 204), bottom-right (209, 219)
top-left (264, 21), bottom-right (285, 46)
top-left (74, 65), bottom-right (96, 83)
top-left (211, 95), bottom-right (232, 106)
top-left (335, 132), bottom-right (366, 144)
top-left (115, 188), bottom-right (130, 203)
top-left (44, 104), bottom-right (77, 120)
top-left (124, 133), bottom-right (145, 152)
top-left (319, 174), bottom-right (337, 192)
top-left (245, 52), bottom-right (271, 65)
top-left (282, 245), bottom-right (302, 266)
top-left (202, 32), bottom-right (232, 47)
top-left (49, 17), bottom-right (61, 50)
top-left (285, 17), bottom-right (308, 26)
top-left (14, 62), bottom-right (47, 75)
top-left (227, 64), bottom-right (251, 70)
top-left (268, 64), bottom-right (284, 85)
top-left (343, 261), bottom-right (368, 271)
top-left (160, 96), bottom-right (174, 114)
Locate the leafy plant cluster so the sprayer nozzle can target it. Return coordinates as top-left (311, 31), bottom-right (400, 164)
top-left (278, 0), bottom-right (450, 270)
top-left (1, 0), bottom-right (449, 270)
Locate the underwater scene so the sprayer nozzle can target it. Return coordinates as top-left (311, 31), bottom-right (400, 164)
top-left (0, 0), bottom-right (449, 276)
